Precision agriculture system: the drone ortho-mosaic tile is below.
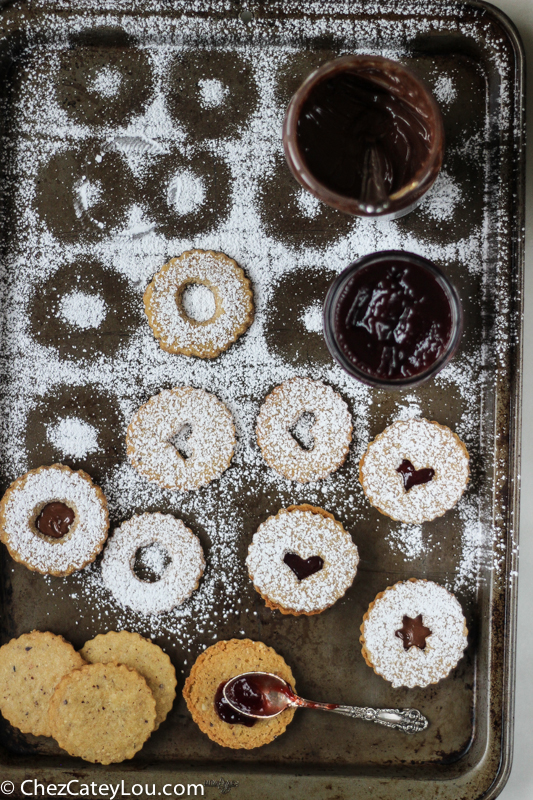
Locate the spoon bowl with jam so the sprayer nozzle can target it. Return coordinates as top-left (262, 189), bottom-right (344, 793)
top-left (221, 671), bottom-right (428, 734)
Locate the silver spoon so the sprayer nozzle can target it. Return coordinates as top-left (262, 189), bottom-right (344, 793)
top-left (223, 672), bottom-right (428, 734)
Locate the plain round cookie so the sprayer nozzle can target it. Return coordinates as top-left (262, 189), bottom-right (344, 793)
top-left (144, 250), bottom-right (254, 358)
top-left (183, 639), bottom-right (296, 749)
top-left (80, 631), bottom-right (177, 730)
top-left (247, 505), bottom-right (359, 615)
top-left (126, 387), bottom-right (236, 491)
top-left (0, 631), bottom-right (85, 737)
top-left (359, 418), bottom-right (469, 523)
top-left (256, 377), bottom-right (352, 483)
top-left (0, 464), bottom-right (109, 576)
top-left (48, 662), bottom-right (156, 764)
top-left (360, 579), bottom-right (468, 688)
top-left (101, 513), bottom-right (205, 615)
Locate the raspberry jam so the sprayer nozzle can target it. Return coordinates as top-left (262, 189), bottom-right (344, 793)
top-left (214, 681), bottom-right (257, 727)
top-left (323, 251), bottom-right (462, 388)
top-left (284, 552), bottom-right (324, 581)
top-left (396, 459), bottom-right (435, 492)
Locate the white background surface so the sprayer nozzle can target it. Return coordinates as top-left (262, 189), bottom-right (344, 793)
top-left (484, 1), bottom-right (532, 798)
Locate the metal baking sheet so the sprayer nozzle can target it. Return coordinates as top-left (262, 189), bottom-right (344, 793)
top-left (0, 1), bottom-right (524, 798)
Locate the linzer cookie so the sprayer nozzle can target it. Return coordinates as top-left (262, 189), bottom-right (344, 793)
top-left (0, 464), bottom-right (109, 576)
top-left (126, 387), bottom-right (235, 491)
top-left (183, 639), bottom-right (295, 749)
top-left (101, 513), bottom-right (205, 614)
top-left (0, 631), bottom-right (85, 737)
top-left (360, 579), bottom-right (468, 688)
top-left (80, 631), bottom-right (177, 730)
top-left (246, 505), bottom-right (359, 616)
top-left (256, 377), bottom-right (352, 483)
top-left (144, 250), bottom-right (254, 358)
top-left (359, 418), bottom-right (469, 523)
top-left (48, 662), bottom-right (156, 764)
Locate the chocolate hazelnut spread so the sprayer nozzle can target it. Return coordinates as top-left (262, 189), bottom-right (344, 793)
top-left (395, 615), bottom-right (432, 651)
top-left (283, 56), bottom-right (444, 218)
top-left (36, 502), bottom-right (75, 539)
top-left (297, 71), bottom-right (433, 206)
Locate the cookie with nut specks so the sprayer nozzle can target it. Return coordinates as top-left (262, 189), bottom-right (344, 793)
top-left (183, 639), bottom-right (295, 749)
top-left (0, 631), bottom-right (85, 737)
top-left (80, 631), bottom-right (176, 730)
top-left (48, 662), bottom-right (156, 764)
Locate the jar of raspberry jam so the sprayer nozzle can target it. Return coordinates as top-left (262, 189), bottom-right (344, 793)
top-left (323, 251), bottom-right (463, 388)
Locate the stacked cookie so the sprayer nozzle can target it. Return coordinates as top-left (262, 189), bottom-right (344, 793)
top-left (0, 630), bottom-right (176, 764)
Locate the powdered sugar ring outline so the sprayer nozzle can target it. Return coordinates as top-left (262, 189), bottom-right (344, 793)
top-left (101, 512), bottom-right (205, 615)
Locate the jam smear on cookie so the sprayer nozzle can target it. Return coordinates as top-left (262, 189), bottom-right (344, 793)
top-left (214, 681), bottom-right (256, 727)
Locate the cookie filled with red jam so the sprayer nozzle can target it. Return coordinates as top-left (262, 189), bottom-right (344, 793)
top-left (0, 464), bottom-right (109, 576)
top-left (359, 418), bottom-right (469, 524)
top-left (246, 505), bottom-right (359, 616)
top-left (183, 639), bottom-right (296, 749)
top-left (323, 251), bottom-right (462, 388)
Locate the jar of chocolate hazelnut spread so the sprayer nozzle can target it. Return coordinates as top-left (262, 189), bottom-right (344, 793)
top-left (283, 55), bottom-right (444, 219)
top-left (323, 251), bottom-right (462, 388)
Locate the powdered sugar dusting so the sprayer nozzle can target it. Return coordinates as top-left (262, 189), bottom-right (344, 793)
top-left (360, 419), bottom-right (470, 524)
top-left (0, 0), bottom-right (517, 655)
top-left (101, 512), bottom-right (205, 614)
top-left (361, 580), bottom-right (468, 688)
top-left (59, 291), bottom-right (107, 330)
top-left (198, 78), bottom-right (228, 108)
top-left (2, 467), bottom-right (108, 575)
top-left (433, 74), bottom-right (457, 106)
top-left (246, 508), bottom-right (359, 613)
top-left (181, 284), bottom-right (216, 323)
top-left (300, 301), bottom-right (323, 333)
top-left (87, 67), bottom-right (123, 98)
top-left (144, 250), bottom-right (253, 357)
top-left (256, 378), bottom-right (352, 483)
top-left (126, 387), bottom-right (236, 491)
top-left (48, 418), bottom-right (100, 460)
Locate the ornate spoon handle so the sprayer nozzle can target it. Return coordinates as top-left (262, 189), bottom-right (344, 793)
top-left (330, 705), bottom-right (428, 734)
top-left (294, 698), bottom-right (428, 734)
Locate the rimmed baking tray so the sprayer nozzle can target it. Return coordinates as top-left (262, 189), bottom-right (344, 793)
top-left (0, 0), bottom-right (524, 798)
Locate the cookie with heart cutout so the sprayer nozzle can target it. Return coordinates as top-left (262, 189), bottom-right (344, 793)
top-left (246, 504), bottom-right (359, 616)
top-left (359, 418), bottom-right (469, 523)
